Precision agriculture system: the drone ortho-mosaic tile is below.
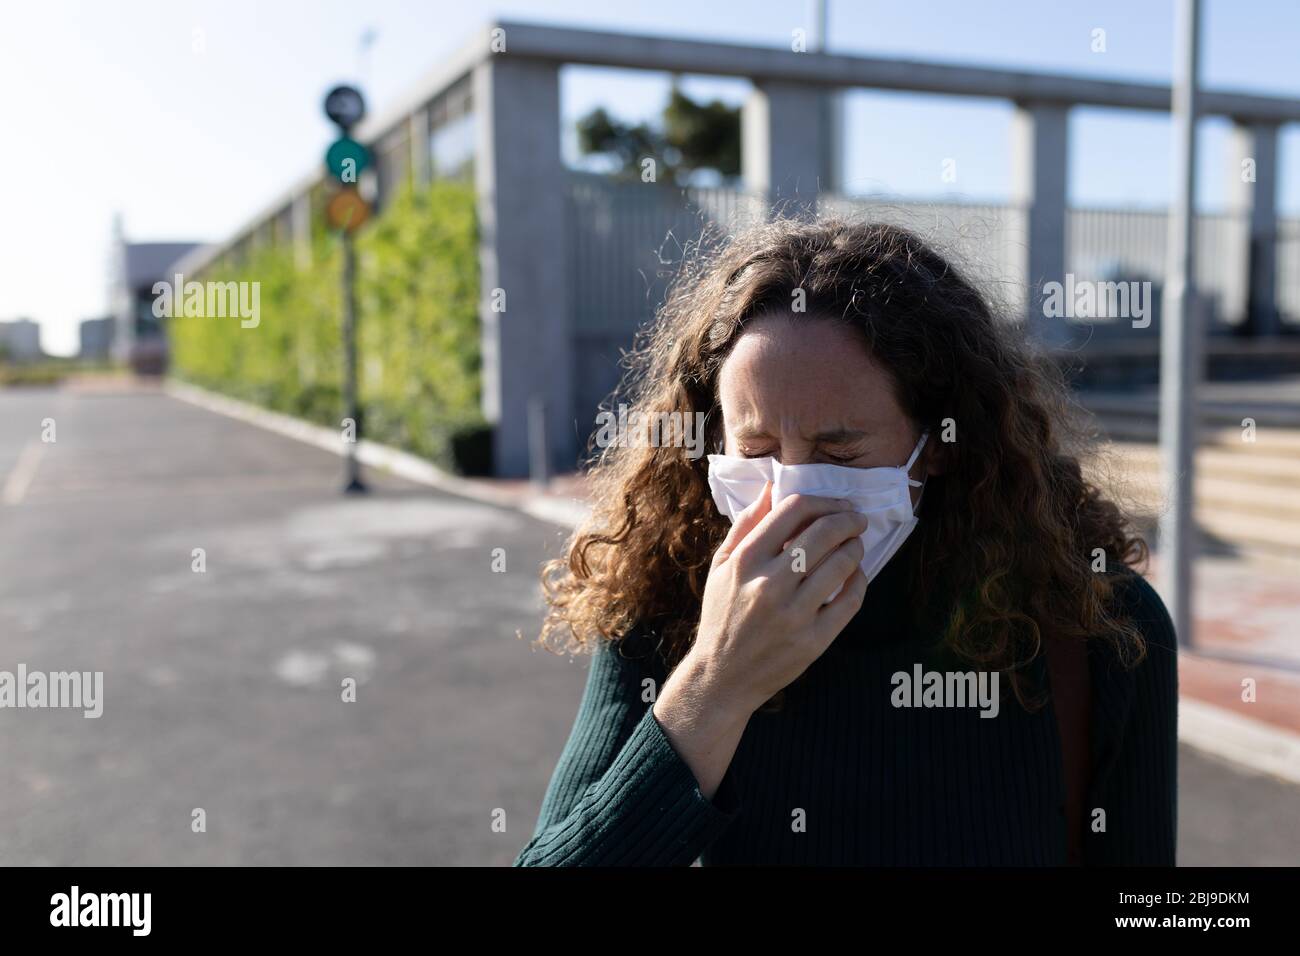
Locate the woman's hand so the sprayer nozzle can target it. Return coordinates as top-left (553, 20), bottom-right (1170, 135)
top-left (689, 480), bottom-right (870, 717)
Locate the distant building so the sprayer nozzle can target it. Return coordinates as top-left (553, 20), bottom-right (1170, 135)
top-left (109, 218), bottom-right (204, 373)
top-left (79, 316), bottom-right (116, 361)
top-left (0, 318), bottom-right (43, 363)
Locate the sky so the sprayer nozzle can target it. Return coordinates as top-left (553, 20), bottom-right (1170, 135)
top-left (3, 0), bottom-right (1299, 355)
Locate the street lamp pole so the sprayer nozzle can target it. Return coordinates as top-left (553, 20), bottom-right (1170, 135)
top-left (1159, 0), bottom-right (1203, 649)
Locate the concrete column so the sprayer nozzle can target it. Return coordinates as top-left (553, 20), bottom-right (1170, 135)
top-left (1011, 102), bottom-right (1071, 345)
top-left (821, 91), bottom-right (845, 194)
top-left (473, 56), bottom-right (574, 478)
top-left (291, 191), bottom-right (312, 269)
top-left (261, 219), bottom-right (275, 249)
top-left (742, 80), bottom-right (827, 213)
top-left (1227, 121), bottom-right (1280, 336)
top-left (409, 108), bottom-right (431, 186)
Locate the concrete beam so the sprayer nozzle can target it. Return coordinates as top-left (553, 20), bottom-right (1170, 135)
top-left (496, 20), bottom-right (1300, 123)
top-left (1011, 102), bottom-right (1071, 345)
top-left (186, 18), bottom-right (1300, 277)
top-left (473, 56), bottom-right (575, 478)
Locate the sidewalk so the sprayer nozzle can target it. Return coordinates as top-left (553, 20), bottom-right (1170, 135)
top-left (1177, 551), bottom-right (1300, 741)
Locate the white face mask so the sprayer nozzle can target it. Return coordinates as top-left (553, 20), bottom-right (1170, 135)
top-left (706, 431), bottom-right (929, 603)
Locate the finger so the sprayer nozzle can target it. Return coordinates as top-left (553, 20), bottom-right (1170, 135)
top-left (739, 492), bottom-right (855, 566)
top-left (813, 567), bottom-right (869, 643)
top-left (774, 510), bottom-right (869, 580)
top-left (792, 534), bottom-right (865, 616)
top-left (713, 479), bottom-right (772, 566)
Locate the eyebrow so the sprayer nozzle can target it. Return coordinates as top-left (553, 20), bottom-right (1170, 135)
top-left (733, 426), bottom-right (871, 444)
top-left (810, 429), bottom-right (870, 444)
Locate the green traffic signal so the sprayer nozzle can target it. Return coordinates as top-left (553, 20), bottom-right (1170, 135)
top-left (325, 137), bottom-right (371, 183)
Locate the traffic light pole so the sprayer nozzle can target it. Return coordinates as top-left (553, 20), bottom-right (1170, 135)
top-left (323, 83), bottom-right (371, 496)
top-left (342, 228), bottom-right (366, 494)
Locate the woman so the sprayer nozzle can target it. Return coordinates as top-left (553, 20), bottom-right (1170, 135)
top-left (513, 218), bottom-right (1177, 866)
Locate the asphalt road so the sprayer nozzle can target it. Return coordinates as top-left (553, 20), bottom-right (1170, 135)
top-left (0, 386), bottom-right (1295, 865)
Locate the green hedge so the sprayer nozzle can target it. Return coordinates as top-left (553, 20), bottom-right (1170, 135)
top-left (170, 178), bottom-right (485, 471)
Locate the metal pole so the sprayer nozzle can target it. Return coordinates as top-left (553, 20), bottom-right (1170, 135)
top-left (528, 395), bottom-right (550, 490)
top-left (811, 0), bottom-right (828, 50)
top-left (1159, 0), bottom-right (1201, 649)
top-left (342, 229), bottom-right (367, 494)
top-left (810, 0), bottom-right (838, 194)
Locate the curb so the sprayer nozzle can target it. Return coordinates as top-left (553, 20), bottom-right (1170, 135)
top-left (164, 378), bottom-right (1300, 786)
top-left (163, 380), bottom-right (592, 528)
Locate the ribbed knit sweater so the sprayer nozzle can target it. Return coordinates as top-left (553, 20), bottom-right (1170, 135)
top-left (513, 547), bottom-right (1179, 866)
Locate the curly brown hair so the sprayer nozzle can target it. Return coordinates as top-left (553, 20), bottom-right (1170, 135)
top-left (536, 216), bottom-right (1150, 713)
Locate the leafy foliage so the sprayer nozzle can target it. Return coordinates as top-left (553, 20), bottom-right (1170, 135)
top-left (170, 178), bottom-right (484, 470)
top-left (577, 88), bottom-right (741, 184)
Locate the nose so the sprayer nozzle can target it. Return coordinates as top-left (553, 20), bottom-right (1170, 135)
top-left (771, 440), bottom-right (817, 466)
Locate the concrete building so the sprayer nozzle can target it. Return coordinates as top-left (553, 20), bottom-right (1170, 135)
top-left (110, 223), bottom-right (203, 373)
top-left (79, 316), bottom-right (116, 361)
top-left (0, 318), bottom-right (43, 363)
top-left (179, 20), bottom-right (1300, 477)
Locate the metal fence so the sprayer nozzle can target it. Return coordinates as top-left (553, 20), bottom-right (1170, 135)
top-left (1066, 207), bottom-right (1254, 337)
top-left (819, 194), bottom-right (1030, 318)
top-left (566, 173), bottom-right (767, 432)
top-left (566, 173), bottom-right (1300, 430)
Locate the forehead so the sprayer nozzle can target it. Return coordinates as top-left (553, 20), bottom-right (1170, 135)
top-left (717, 314), bottom-right (903, 433)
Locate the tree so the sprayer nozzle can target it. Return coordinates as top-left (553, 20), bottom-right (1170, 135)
top-left (576, 87), bottom-right (740, 185)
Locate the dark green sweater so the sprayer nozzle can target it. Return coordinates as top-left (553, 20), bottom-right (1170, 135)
top-left (513, 549), bottom-right (1178, 866)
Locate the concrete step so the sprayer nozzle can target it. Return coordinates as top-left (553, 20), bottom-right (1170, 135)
top-left (1078, 391), bottom-right (1300, 430)
top-left (1196, 510), bottom-right (1300, 558)
top-left (1108, 470), bottom-right (1300, 522)
top-left (1082, 440), bottom-right (1300, 558)
top-left (1084, 411), bottom-right (1300, 451)
top-left (1105, 441), bottom-right (1300, 485)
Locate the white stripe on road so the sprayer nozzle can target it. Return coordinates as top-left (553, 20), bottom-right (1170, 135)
top-left (2, 440), bottom-right (46, 505)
